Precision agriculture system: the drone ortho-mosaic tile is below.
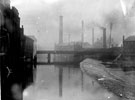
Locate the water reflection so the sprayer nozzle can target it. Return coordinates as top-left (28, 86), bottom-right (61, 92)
top-left (23, 64), bottom-right (120, 100)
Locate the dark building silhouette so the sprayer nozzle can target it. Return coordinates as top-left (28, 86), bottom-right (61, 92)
top-left (123, 35), bottom-right (135, 59)
top-left (0, 1), bottom-right (37, 100)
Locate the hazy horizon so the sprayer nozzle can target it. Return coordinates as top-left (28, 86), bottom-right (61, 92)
top-left (10, 0), bottom-right (135, 50)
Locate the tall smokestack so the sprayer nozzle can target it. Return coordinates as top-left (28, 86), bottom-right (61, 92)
top-left (81, 20), bottom-right (84, 43)
top-left (94, 23), bottom-right (107, 48)
top-left (92, 28), bottom-right (94, 45)
top-left (68, 33), bottom-right (70, 44)
top-left (103, 28), bottom-right (107, 48)
top-left (123, 35), bottom-right (125, 47)
top-left (109, 23), bottom-right (113, 48)
top-left (59, 16), bottom-right (63, 44)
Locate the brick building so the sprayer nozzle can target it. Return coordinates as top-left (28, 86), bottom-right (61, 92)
top-left (123, 35), bottom-right (135, 59)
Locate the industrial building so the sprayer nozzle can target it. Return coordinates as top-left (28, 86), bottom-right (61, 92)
top-left (0, 1), bottom-right (37, 100)
top-left (123, 35), bottom-right (135, 59)
top-left (116, 34), bottom-right (135, 68)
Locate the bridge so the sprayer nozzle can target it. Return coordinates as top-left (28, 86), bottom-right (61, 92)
top-left (36, 47), bottom-right (121, 64)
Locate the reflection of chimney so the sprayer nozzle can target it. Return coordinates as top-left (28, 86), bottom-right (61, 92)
top-left (59, 16), bottom-right (63, 44)
top-left (103, 28), bottom-right (106, 48)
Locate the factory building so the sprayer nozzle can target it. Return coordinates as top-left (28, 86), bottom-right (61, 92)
top-left (123, 35), bottom-right (135, 59)
top-left (0, 1), bottom-right (37, 99)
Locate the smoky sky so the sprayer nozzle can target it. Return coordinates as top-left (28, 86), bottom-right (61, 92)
top-left (10, 0), bottom-right (135, 49)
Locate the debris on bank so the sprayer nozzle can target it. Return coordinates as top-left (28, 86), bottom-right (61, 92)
top-left (80, 59), bottom-right (135, 100)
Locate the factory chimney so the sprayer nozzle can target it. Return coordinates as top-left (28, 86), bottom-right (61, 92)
top-left (94, 23), bottom-right (106, 48)
top-left (68, 33), bottom-right (70, 44)
top-left (92, 28), bottom-right (94, 45)
top-left (81, 20), bottom-right (84, 43)
top-left (103, 28), bottom-right (107, 48)
top-left (123, 35), bottom-right (125, 47)
top-left (59, 16), bottom-right (63, 44)
top-left (109, 23), bottom-right (113, 48)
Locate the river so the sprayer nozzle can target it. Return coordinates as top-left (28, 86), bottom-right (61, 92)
top-left (23, 64), bottom-right (120, 100)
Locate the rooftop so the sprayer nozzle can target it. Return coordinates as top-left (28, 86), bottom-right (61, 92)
top-left (125, 35), bottom-right (135, 41)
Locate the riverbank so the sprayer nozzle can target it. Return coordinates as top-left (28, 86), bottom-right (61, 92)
top-left (80, 59), bottom-right (135, 100)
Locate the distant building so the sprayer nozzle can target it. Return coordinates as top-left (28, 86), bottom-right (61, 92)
top-left (54, 41), bottom-right (91, 62)
top-left (92, 37), bottom-right (103, 48)
top-left (27, 35), bottom-right (37, 58)
top-left (82, 42), bottom-right (91, 48)
top-left (0, 0), bottom-right (10, 7)
top-left (123, 35), bottom-right (135, 58)
top-left (93, 36), bottom-right (119, 48)
top-left (54, 43), bottom-right (75, 62)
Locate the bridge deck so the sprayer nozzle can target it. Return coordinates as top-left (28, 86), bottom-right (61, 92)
top-left (36, 48), bottom-right (121, 55)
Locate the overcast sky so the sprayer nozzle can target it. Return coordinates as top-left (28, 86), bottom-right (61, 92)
top-left (10, 0), bottom-right (135, 49)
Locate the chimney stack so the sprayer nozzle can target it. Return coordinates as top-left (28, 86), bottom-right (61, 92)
top-left (123, 35), bottom-right (125, 47)
top-left (59, 16), bottom-right (63, 44)
top-left (109, 23), bottom-right (113, 48)
top-left (92, 28), bottom-right (94, 45)
top-left (123, 35), bottom-right (125, 41)
top-left (103, 28), bottom-right (107, 48)
top-left (68, 33), bottom-right (70, 44)
top-left (81, 20), bottom-right (84, 43)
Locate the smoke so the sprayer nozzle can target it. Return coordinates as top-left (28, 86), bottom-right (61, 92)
top-left (103, 9), bottom-right (135, 43)
top-left (88, 6), bottom-right (135, 44)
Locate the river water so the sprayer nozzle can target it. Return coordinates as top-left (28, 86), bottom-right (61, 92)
top-left (23, 64), bottom-right (120, 100)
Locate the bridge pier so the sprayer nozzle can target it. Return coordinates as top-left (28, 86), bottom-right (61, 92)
top-left (47, 53), bottom-right (51, 63)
